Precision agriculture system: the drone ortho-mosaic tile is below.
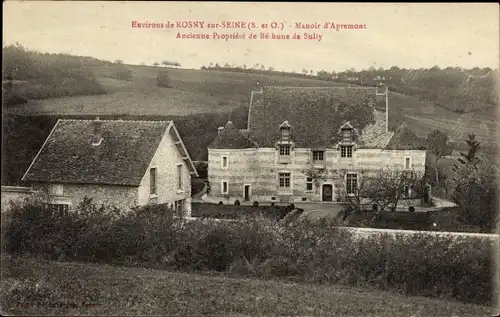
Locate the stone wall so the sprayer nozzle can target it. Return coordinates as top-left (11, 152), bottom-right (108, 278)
top-left (31, 183), bottom-right (139, 212)
top-left (208, 147), bottom-right (427, 203)
top-left (1, 186), bottom-right (32, 213)
top-left (137, 127), bottom-right (192, 216)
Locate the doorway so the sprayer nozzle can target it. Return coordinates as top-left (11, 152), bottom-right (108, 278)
top-left (244, 184), bottom-right (251, 201)
top-left (322, 184), bottom-right (333, 201)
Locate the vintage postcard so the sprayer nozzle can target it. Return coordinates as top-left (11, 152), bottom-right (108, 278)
top-left (2, 1), bottom-right (499, 316)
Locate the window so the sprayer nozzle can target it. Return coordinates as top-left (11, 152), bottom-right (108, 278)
top-left (342, 129), bottom-right (352, 142)
top-left (177, 164), bottom-right (183, 190)
top-left (43, 203), bottom-right (69, 216)
top-left (340, 145), bottom-right (353, 158)
top-left (306, 177), bottom-right (313, 191)
top-left (346, 173), bottom-right (358, 195)
top-left (312, 150), bottom-right (324, 162)
top-left (405, 157), bottom-right (411, 170)
top-left (279, 173), bottom-right (291, 188)
top-left (174, 199), bottom-right (184, 213)
top-left (150, 168), bottom-right (157, 195)
top-left (279, 144), bottom-right (291, 156)
top-left (222, 156), bottom-right (228, 169)
top-left (221, 181), bottom-right (228, 194)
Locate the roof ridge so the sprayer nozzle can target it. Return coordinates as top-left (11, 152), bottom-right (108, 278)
top-left (261, 85), bottom-right (376, 90)
top-left (59, 119), bottom-right (171, 123)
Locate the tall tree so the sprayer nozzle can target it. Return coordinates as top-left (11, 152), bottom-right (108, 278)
top-left (426, 129), bottom-right (453, 185)
top-left (452, 133), bottom-right (481, 175)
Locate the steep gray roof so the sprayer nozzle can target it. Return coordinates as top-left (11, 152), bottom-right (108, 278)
top-left (208, 121), bottom-right (257, 149)
top-left (247, 86), bottom-right (388, 148)
top-left (385, 122), bottom-right (427, 150)
top-left (22, 119), bottom-right (177, 186)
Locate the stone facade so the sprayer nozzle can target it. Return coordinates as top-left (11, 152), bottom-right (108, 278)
top-left (22, 121), bottom-right (196, 217)
top-left (137, 128), bottom-right (193, 216)
top-left (1, 186), bottom-right (32, 213)
top-left (208, 147), bottom-right (426, 204)
top-left (32, 183), bottom-right (139, 212)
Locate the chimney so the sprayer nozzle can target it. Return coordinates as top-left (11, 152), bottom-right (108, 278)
top-left (217, 127), bottom-right (224, 134)
top-left (91, 119), bottom-right (103, 146)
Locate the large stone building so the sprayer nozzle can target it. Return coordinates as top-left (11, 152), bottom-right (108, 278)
top-left (207, 85), bottom-right (427, 204)
top-left (22, 119), bottom-right (197, 215)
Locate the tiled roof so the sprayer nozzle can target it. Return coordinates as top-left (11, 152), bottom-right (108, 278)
top-left (385, 122), bottom-right (427, 150)
top-left (247, 86), bottom-right (387, 148)
top-left (23, 119), bottom-right (173, 186)
top-left (209, 121), bottom-right (257, 149)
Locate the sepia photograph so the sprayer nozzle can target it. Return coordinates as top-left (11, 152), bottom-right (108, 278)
top-left (1, 1), bottom-right (499, 316)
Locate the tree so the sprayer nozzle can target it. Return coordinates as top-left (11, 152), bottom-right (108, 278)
top-left (426, 129), bottom-right (453, 185)
top-left (363, 168), bottom-right (425, 212)
top-left (451, 160), bottom-right (497, 230)
top-left (452, 133), bottom-right (481, 173)
top-left (153, 62), bottom-right (159, 67)
top-left (162, 60), bottom-right (182, 68)
top-left (114, 59), bottom-right (123, 64)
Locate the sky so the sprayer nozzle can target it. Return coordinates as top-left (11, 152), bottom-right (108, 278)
top-left (3, 2), bottom-right (499, 72)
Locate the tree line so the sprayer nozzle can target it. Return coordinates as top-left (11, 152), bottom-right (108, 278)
top-left (201, 63), bottom-right (499, 113)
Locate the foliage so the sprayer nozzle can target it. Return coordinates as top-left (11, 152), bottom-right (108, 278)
top-left (2, 44), bottom-right (106, 103)
top-left (426, 129), bottom-right (453, 185)
top-left (452, 133), bottom-right (481, 173)
top-left (156, 70), bottom-right (172, 88)
top-left (451, 161), bottom-right (498, 230)
top-left (1, 201), bottom-right (494, 305)
top-left (426, 129), bottom-right (453, 160)
top-left (162, 60), bottom-right (181, 67)
top-left (202, 64), bottom-right (499, 113)
top-left (109, 64), bottom-right (133, 81)
top-left (193, 161), bottom-right (208, 178)
top-left (449, 134), bottom-right (497, 230)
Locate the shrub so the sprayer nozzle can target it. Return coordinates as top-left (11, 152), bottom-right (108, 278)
top-left (252, 201), bottom-right (259, 207)
top-left (218, 201), bottom-right (223, 205)
top-left (111, 65), bottom-right (133, 81)
top-left (289, 203), bottom-right (295, 210)
top-left (234, 200), bottom-right (240, 206)
top-left (409, 206), bottom-right (415, 213)
top-left (372, 204), bottom-right (378, 212)
top-left (270, 202), bottom-right (275, 207)
top-left (1, 200), bottom-right (494, 306)
top-left (157, 71), bottom-right (172, 88)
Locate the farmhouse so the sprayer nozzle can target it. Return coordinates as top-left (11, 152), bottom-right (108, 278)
top-left (207, 85), bottom-right (427, 204)
top-left (22, 119), bottom-right (197, 216)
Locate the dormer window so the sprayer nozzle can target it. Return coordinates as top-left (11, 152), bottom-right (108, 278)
top-left (279, 120), bottom-right (292, 142)
top-left (340, 122), bottom-right (354, 143)
top-left (342, 129), bottom-right (352, 142)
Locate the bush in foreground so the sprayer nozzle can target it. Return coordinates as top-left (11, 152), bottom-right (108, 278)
top-left (1, 201), bottom-right (494, 305)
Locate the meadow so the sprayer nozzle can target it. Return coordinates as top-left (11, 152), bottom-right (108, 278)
top-left (1, 254), bottom-right (493, 316)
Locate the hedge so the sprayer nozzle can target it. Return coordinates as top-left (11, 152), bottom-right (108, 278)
top-left (1, 200), bottom-right (494, 305)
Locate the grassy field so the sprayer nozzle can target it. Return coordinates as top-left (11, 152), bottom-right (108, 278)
top-left (0, 255), bottom-right (494, 316)
top-left (6, 66), bottom-right (337, 117)
top-left (6, 64), bottom-right (497, 151)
